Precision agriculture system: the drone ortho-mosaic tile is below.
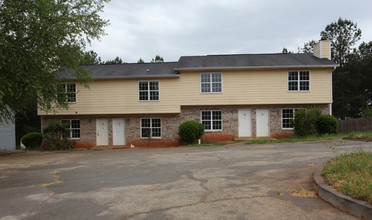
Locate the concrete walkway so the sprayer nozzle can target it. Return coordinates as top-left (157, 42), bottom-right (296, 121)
top-left (1, 140), bottom-right (371, 219)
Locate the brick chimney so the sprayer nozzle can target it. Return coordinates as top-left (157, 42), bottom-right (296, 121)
top-left (313, 40), bottom-right (331, 60)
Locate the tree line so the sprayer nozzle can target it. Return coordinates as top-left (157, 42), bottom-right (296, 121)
top-left (80, 51), bottom-right (164, 65)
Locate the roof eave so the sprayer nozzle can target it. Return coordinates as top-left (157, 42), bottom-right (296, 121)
top-left (58, 74), bottom-right (180, 80)
top-left (174, 65), bottom-right (338, 71)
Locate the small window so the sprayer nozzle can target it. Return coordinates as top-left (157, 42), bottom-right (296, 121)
top-left (139, 81), bottom-right (159, 101)
top-left (61, 119), bottom-right (80, 138)
top-left (57, 83), bottom-right (76, 103)
top-left (282, 109), bottom-right (302, 129)
top-left (141, 118), bottom-right (161, 138)
top-left (201, 110), bottom-right (222, 131)
top-left (288, 71), bottom-right (310, 91)
top-left (201, 73), bottom-right (222, 93)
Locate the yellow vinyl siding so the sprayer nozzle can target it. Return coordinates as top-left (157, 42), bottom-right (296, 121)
top-left (39, 68), bottom-right (332, 115)
top-left (177, 69), bottom-right (331, 105)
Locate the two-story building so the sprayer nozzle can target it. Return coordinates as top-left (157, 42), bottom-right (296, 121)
top-left (39, 40), bottom-right (337, 147)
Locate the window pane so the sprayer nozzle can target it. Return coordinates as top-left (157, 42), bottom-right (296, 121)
top-left (71, 120), bottom-right (80, 129)
top-left (212, 73), bottom-right (221, 82)
top-left (141, 119), bottom-right (150, 128)
top-left (202, 111), bottom-right (211, 120)
top-left (300, 71), bottom-right (309, 80)
top-left (150, 81), bottom-right (159, 90)
top-left (300, 81), bottom-right (309, 91)
top-left (202, 121), bottom-right (211, 130)
top-left (201, 74), bottom-right (210, 83)
top-left (288, 82), bottom-right (298, 91)
top-left (152, 128), bottom-right (161, 137)
top-left (66, 84), bottom-right (76, 92)
top-left (152, 119), bottom-right (161, 128)
top-left (212, 83), bottom-right (221, 92)
top-left (201, 83), bottom-right (210, 93)
top-left (288, 72), bottom-right (298, 80)
top-left (139, 82), bottom-right (148, 91)
top-left (212, 121), bottom-right (222, 130)
top-left (67, 93), bottom-right (76, 102)
top-left (212, 111), bottom-right (222, 120)
top-left (150, 91), bottom-right (159, 100)
top-left (142, 128), bottom-right (150, 137)
top-left (139, 91), bottom-right (148, 100)
top-left (72, 129), bottom-right (80, 138)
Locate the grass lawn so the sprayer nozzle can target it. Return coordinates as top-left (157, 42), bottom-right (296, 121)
top-left (245, 131), bottom-right (372, 145)
top-left (321, 150), bottom-right (372, 205)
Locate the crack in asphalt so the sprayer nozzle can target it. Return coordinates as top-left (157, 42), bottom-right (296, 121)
top-left (123, 172), bottom-right (272, 219)
top-left (24, 170), bottom-right (63, 219)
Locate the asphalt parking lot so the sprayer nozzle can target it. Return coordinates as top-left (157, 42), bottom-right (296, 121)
top-left (1, 140), bottom-right (371, 220)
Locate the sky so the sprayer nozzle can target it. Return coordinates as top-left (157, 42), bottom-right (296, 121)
top-left (88, 0), bottom-right (372, 63)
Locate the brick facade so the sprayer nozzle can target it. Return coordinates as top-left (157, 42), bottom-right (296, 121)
top-left (41, 104), bottom-right (330, 148)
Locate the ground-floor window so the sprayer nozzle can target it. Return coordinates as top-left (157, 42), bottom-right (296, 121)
top-left (141, 118), bottom-right (161, 138)
top-left (61, 119), bottom-right (80, 138)
top-left (281, 108), bottom-right (301, 129)
top-left (201, 110), bottom-right (222, 131)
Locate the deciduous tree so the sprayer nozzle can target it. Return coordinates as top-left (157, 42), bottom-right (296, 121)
top-left (0, 0), bottom-right (110, 122)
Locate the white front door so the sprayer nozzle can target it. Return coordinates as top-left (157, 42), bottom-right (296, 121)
top-left (238, 109), bottom-right (252, 137)
top-left (256, 109), bottom-right (269, 137)
top-left (113, 118), bottom-right (125, 145)
top-left (96, 119), bottom-right (109, 145)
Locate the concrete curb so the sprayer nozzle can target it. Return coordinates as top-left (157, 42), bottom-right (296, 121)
top-left (314, 164), bottom-right (372, 219)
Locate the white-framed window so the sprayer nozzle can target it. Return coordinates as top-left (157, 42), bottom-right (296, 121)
top-left (61, 119), bottom-right (80, 138)
top-left (138, 81), bottom-right (159, 101)
top-left (57, 83), bottom-right (77, 103)
top-left (201, 110), bottom-right (222, 131)
top-left (281, 108), bottom-right (302, 129)
top-left (288, 71), bottom-right (310, 91)
top-left (141, 118), bottom-right (161, 138)
top-left (200, 73), bottom-right (222, 93)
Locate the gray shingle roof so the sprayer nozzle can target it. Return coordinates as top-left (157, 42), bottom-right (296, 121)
top-left (59, 62), bottom-right (179, 80)
top-left (175, 53), bottom-right (337, 70)
top-left (59, 53), bottom-right (337, 80)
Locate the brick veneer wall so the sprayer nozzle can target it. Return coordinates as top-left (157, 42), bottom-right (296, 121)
top-left (41, 104), bottom-right (330, 148)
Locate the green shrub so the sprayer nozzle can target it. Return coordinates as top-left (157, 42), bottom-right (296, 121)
top-left (316, 114), bottom-right (338, 134)
top-left (293, 108), bottom-right (321, 137)
top-left (21, 132), bottom-right (43, 149)
top-left (178, 121), bottom-right (205, 145)
top-left (43, 121), bottom-right (76, 150)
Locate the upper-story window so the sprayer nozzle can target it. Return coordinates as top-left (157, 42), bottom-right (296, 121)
top-left (139, 81), bottom-right (159, 101)
top-left (57, 83), bottom-right (76, 103)
top-left (201, 73), bottom-right (222, 93)
top-left (288, 71), bottom-right (310, 91)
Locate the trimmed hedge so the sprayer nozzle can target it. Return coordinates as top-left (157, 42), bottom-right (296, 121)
top-left (21, 132), bottom-right (43, 149)
top-left (316, 114), bottom-right (338, 134)
top-left (178, 121), bottom-right (205, 145)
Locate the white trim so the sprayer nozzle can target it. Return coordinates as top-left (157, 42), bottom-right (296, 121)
top-left (287, 70), bottom-right (311, 92)
top-left (60, 119), bottom-right (80, 139)
top-left (200, 110), bottom-right (223, 131)
top-left (200, 72), bottom-right (223, 94)
top-left (138, 80), bottom-right (160, 102)
top-left (140, 118), bottom-right (162, 139)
